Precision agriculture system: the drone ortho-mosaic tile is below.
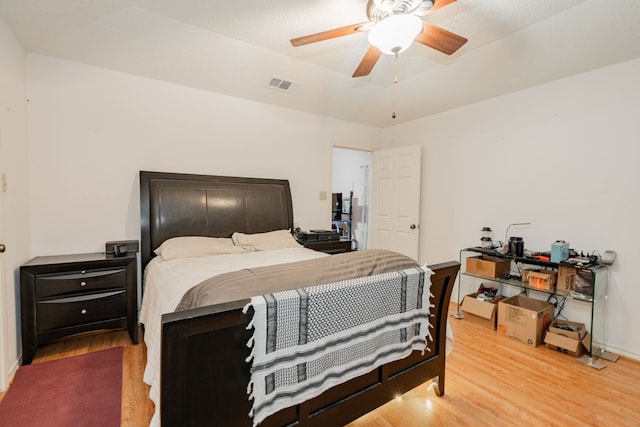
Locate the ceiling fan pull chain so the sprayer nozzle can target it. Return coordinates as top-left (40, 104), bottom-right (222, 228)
top-left (394, 51), bottom-right (399, 84)
top-left (392, 52), bottom-right (398, 119)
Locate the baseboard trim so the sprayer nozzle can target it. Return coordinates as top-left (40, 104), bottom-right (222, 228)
top-left (600, 344), bottom-right (640, 362)
top-left (0, 357), bottom-right (19, 393)
top-left (7, 357), bottom-right (19, 388)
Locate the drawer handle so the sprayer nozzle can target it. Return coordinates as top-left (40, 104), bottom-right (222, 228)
top-left (80, 281), bottom-right (87, 287)
top-left (81, 309), bottom-right (87, 315)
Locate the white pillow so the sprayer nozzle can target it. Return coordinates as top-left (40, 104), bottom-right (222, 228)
top-left (231, 230), bottom-right (301, 251)
top-left (154, 236), bottom-right (245, 260)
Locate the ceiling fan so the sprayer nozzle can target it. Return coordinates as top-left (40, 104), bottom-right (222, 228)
top-left (290, 0), bottom-right (468, 78)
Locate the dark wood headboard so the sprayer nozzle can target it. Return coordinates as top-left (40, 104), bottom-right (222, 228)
top-left (139, 171), bottom-right (294, 272)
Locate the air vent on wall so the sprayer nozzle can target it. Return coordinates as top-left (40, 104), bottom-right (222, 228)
top-left (267, 76), bottom-right (303, 94)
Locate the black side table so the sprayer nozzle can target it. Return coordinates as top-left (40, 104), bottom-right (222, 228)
top-left (20, 252), bottom-right (138, 364)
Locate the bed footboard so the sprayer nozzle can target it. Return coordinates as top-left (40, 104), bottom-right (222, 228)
top-left (160, 260), bottom-right (459, 426)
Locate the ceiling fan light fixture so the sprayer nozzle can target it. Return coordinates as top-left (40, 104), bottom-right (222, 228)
top-left (367, 13), bottom-right (423, 55)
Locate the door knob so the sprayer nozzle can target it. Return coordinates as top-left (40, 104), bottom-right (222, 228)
top-left (0, 244), bottom-right (5, 253)
top-left (410, 224), bottom-right (416, 230)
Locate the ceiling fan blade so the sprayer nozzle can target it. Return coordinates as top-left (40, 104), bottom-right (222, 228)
top-left (415, 22), bottom-right (467, 55)
top-left (290, 22), bottom-right (368, 47)
top-left (352, 46), bottom-right (382, 77)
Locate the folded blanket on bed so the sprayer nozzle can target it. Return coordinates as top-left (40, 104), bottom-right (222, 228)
top-left (246, 266), bottom-right (434, 426)
top-left (175, 249), bottom-right (419, 310)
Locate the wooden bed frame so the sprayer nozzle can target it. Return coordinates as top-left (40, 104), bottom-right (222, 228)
top-left (140, 171), bottom-right (460, 426)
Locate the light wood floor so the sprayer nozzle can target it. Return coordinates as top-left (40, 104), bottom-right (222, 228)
top-left (2, 309), bottom-right (639, 426)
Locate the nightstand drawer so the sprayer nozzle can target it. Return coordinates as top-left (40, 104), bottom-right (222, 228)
top-left (35, 268), bottom-right (126, 298)
top-left (301, 240), bottom-right (353, 254)
top-left (36, 290), bottom-right (127, 332)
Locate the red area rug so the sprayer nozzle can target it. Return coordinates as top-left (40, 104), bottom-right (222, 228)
top-left (0, 346), bottom-right (123, 427)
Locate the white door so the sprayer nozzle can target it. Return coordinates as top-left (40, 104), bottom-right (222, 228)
top-left (369, 145), bottom-right (421, 260)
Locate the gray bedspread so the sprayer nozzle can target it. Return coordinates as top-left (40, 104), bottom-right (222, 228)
top-left (175, 249), bottom-right (419, 311)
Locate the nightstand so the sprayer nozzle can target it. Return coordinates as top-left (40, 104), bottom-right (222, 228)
top-left (20, 253), bottom-right (138, 365)
top-left (301, 239), bottom-right (353, 254)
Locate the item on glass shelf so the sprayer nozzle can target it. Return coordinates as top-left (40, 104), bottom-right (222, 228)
top-left (508, 236), bottom-right (524, 257)
top-left (480, 227), bottom-right (493, 248)
top-left (551, 240), bottom-right (570, 263)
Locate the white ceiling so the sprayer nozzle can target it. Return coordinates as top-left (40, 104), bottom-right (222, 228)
top-left (1, 0), bottom-right (639, 128)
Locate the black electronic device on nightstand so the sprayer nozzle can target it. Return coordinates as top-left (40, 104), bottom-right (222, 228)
top-left (19, 252), bottom-right (138, 365)
top-left (294, 228), bottom-right (352, 254)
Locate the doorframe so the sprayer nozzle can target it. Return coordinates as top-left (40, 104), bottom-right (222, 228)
top-left (0, 170), bottom-right (8, 391)
top-left (330, 145), bottom-right (373, 251)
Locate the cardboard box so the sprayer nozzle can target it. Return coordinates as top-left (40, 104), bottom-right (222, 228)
top-left (521, 269), bottom-right (534, 283)
top-left (460, 284), bottom-right (504, 330)
top-left (557, 265), bottom-right (576, 293)
top-left (497, 295), bottom-right (554, 347)
top-left (465, 255), bottom-right (511, 279)
top-left (527, 269), bottom-right (557, 291)
top-left (521, 268), bottom-right (544, 283)
top-left (581, 332), bottom-right (593, 354)
top-left (544, 320), bottom-right (586, 357)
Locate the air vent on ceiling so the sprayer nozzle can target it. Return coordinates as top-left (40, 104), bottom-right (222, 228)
top-left (267, 76), bottom-right (302, 94)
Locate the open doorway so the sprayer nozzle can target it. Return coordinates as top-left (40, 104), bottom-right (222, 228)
top-left (331, 147), bottom-right (372, 251)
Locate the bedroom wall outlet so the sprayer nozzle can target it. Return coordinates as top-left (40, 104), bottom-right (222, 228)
top-left (319, 191), bottom-right (327, 201)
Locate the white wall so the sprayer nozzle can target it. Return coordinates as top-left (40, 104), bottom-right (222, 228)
top-left (0, 16), bottom-right (30, 388)
top-left (26, 54), bottom-right (383, 259)
top-left (383, 58), bottom-right (640, 359)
